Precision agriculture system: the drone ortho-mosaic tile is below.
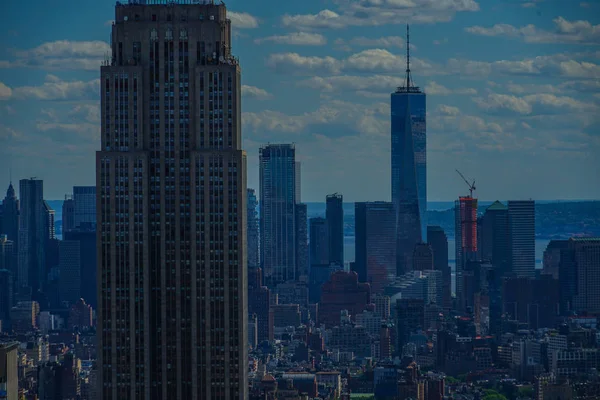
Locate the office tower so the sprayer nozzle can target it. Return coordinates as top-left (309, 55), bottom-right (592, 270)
top-left (412, 243), bottom-right (433, 271)
top-left (455, 196), bottom-right (478, 310)
top-left (18, 178), bottom-right (46, 295)
top-left (542, 240), bottom-right (569, 280)
top-left (502, 275), bottom-right (559, 330)
top-left (1, 182), bottom-right (19, 247)
top-left (326, 193), bottom-right (344, 267)
top-left (73, 186), bottom-right (96, 229)
top-left (319, 271), bottom-right (371, 328)
top-left (247, 188), bottom-right (259, 268)
top-left (479, 201), bottom-right (510, 277)
top-left (295, 203), bottom-right (309, 280)
top-left (309, 218), bottom-right (329, 267)
top-left (64, 229), bottom-right (97, 308)
top-left (508, 200), bottom-right (535, 278)
top-left (396, 298), bottom-right (425, 350)
top-left (391, 26), bottom-right (426, 274)
top-left (260, 144), bottom-right (296, 286)
top-left (427, 226), bottom-right (451, 309)
top-left (355, 202), bottom-right (397, 293)
top-left (58, 241), bottom-right (81, 306)
top-left (248, 275), bottom-right (273, 343)
top-left (0, 342), bottom-right (19, 400)
top-left (98, 2), bottom-right (247, 398)
top-left (0, 235), bottom-right (15, 330)
top-left (560, 238), bottom-right (600, 315)
top-left (373, 294), bottom-right (391, 320)
top-left (62, 196), bottom-right (75, 233)
top-left (10, 301), bottom-right (39, 334)
top-left (68, 298), bottom-right (93, 330)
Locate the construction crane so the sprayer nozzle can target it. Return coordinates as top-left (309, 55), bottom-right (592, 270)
top-left (456, 169), bottom-right (476, 198)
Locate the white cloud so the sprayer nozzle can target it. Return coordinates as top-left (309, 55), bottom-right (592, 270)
top-left (474, 93), bottom-right (598, 115)
top-left (266, 53), bottom-right (340, 74)
top-left (436, 105), bottom-right (460, 116)
top-left (335, 36), bottom-right (406, 50)
top-left (255, 32), bottom-right (326, 46)
top-left (13, 75), bottom-right (99, 101)
top-left (466, 17), bottom-right (600, 44)
top-left (282, 0), bottom-right (479, 29)
top-left (0, 82), bottom-right (12, 100)
top-left (300, 75), bottom-right (402, 93)
top-left (0, 40), bottom-right (110, 71)
top-left (228, 11), bottom-right (259, 29)
top-left (424, 81), bottom-right (477, 95)
top-left (242, 85), bottom-right (272, 100)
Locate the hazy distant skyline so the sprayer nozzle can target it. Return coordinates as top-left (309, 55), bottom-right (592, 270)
top-left (1, 0), bottom-right (599, 201)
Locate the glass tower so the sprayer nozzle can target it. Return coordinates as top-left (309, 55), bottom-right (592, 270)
top-left (391, 26), bottom-right (426, 274)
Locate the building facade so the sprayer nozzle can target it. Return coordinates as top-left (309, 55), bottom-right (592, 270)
top-left (295, 203), bottom-right (309, 280)
top-left (455, 196), bottom-right (478, 310)
top-left (259, 144), bottom-right (296, 286)
top-left (326, 193), bottom-right (344, 267)
top-left (479, 201), bottom-right (510, 277)
top-left (1, 183), bottom-right (19, 248)
top-left (98, 2), bottom-right (247, 398)
top-left (354, 202), bottom-right (397, 293)
top-left (427, 226), bottom-right (451, 309)
top-left (508, 200), bottom-right (536, 278)
top-left (247, 188), bottom-right (259, 269)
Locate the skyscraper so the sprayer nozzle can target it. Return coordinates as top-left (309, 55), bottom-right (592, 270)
top-left (98, 2), bottom-right (247, 398)
top-left (247, 188), bottom-right (259, 269)
top-left (560, 238), bottom-right (600, 315)
top-left (479, 201), bottom-right (510, 277)
top-left (1, 182), bottom-right (19, 247)
top-left (62, 196), bottom-right (75, 234)
top-left (73, 186), bottom-right (96, 229)
top-left (58, 240), bottom-right (81, 306)
top-left (508, 200), bottom-right (535, 278)
top-left (295, 203), bottom-right (309, 280)
top-left (354, 202), bottom-right (397, 293)
top-left (455, 196), bottom-right (478, 310)
top-left (326, 193), bottom-right (344, 267)
top-left (18, 178), bottom-right (46, 296)
top-left (259, 144), bottom-right (296, 286)
top-left (309, 217), bottom-right (330, 303)
top-left (391, 26), bottom-right (426, 274)
top-left (427, 226), bottom-right (451, 309)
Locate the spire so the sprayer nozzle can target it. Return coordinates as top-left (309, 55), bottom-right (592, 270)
top-left (396, 24), bottom-right (421, 94)
top-left (6, 182), bottom-right (15, 199)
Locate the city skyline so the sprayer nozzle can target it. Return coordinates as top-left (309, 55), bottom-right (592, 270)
top-left (1, 0), bottom-right (599, 201)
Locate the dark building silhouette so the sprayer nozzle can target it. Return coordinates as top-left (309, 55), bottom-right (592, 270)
top-left (98, 2), bottom-right (247, 398)
top-left (68, 298), bottom-right (93, 330)
top-left (543, 239), bottom-right (569, 280)
top-left (247, 188), bottom-right (259, 269)
top-left (309, 217), bottom-right (330, 303)
top-left (63, 229), bottom-right (97, 309)
top-left (62, 196), bottom-right (75, 234)
top-left (58, 241), bottom-right (81, 306)
top-left (354, 202), bottom-right (396, 293)
top-left (319, 271), bottom-right (371, 328)
top-left (427, 226), bottom-right (451, 309)
top-left (412, 243), bottom-right (433, 271)
top-left (479, 201), bottom-right (510, 277)
top-left (260, 144), bottom-right (296, 286)
top-left (326, 193), bottom-right (344, 267)
top-left (248, 268), bottom-right (273, 344)
top-left (295, 203), bottom-right (309, 280)
top-left (396, 298), bottom-right (425, 350)
top-left (508, 200), bottom-right (536, 278)
top-left (559, 238), bottom-right (600, 315)
top-left (502, 276), bottom-right (559, 329)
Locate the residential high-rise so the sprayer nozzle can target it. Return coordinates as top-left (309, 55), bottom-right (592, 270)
top-left (259, 144), bottom-right (296, 286)
top-left (427, 226), bottom-right (451, 309)
top-left (508, 200), bottom-right (535, 278)
top-left (479, 201), bottom-right (510, 277)
top-left (18, 178), bottom-right (46, 296)
top-left (326, 193), bottom-right (344, 267)
top-left (295, 203), bottom-right (309, 280)
top-left (98, 2), bottom-right (247, 398)
top-left (1, 182), bottom-right (19, 247)
top-left (247, 188), bottom-right (259, 269)
top-left (73, 186), bottom-right (96, 229)
top-left (391, 26), bottom-right (426, 274)
top-left (455, 196), bottom-right (477, 310)
top-left (354, 202), bottom-right (397, 293)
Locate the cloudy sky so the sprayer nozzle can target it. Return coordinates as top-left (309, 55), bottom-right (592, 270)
top-left (0, 0), bottom-right (599, 202)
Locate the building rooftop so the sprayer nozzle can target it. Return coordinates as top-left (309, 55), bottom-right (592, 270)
top-left (570, 237), bottom-right (600, 242)
top-left (486, 200), bottom-right (507, 211)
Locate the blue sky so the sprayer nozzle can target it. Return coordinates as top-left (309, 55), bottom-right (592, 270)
top-left (0, 0), bottom-right (599, 201)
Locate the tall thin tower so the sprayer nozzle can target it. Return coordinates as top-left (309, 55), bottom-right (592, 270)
top-left (391, 25), bottom-right (427, 274)
top-left (97, 2), bottom-right (247, 399)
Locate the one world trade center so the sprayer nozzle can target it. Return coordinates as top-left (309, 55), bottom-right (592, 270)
top-left (391, 25), bottom-right (426, 274)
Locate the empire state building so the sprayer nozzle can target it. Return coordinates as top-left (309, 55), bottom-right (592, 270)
top-left (97, 1), bottom-right (247, 398)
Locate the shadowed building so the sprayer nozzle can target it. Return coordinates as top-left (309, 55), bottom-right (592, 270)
top-left (509, 200), bottom-right (535, 278)
top-left (247, 188), bottom-right (259, 269)
top-left (455, 196), bottom-right (478, 311)
top-left (319, 271), bottom-right (371, 328)
top-left (98, 1), bottom-right (247, 398)
top-left (326, 193), bottom-right (344, 267)
top-left (427, 226), bottom-right (451, 309)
